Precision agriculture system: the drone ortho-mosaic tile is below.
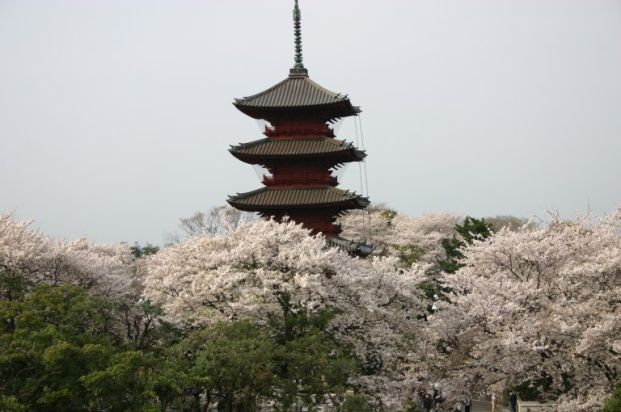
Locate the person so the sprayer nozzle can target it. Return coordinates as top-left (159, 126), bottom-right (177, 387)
top-left (491, 392), bottom-right (497, 412)
top-left (423, 393), bottom-right (433, 412)
top-left (430, 385), bottom-right (440, 411)
top-left (509, 391), bottom-right (518, 412)
top-left (433, 385), bottom-right (441, 403)
top-left (464, 397), bottom-right (472, 412)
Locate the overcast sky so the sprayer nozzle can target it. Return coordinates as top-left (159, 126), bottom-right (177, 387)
top-left (1, 0), bottom-right (620, 245)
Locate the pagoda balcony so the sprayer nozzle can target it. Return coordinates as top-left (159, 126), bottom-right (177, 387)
top-left (264, 122), bottom-right (334, 139)
top-left (263, 174), bottom-right (337, 186)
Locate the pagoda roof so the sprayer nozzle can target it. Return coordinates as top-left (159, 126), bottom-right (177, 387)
top-left (228, 186), bottom-right (369, 211)
top-left (233, 73), bottom-right (361, 120)
top-left (230, 137), bottom-right (365, 162)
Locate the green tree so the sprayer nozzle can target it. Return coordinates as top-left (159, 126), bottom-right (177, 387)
top-left (0, 284), bottom-right (113, 411)
top-left (170, 321), bottom-right (275, 412)
top-left (0, 395), bottom-right (28, 412)
top-left (81, 351), bottom-right (158, 412)
top-left (603, 380), bottom-right (621, 412)
top-left (340, 393), bottom-right (373, 412)
top-left (438, 217), bottom-right (492, 274)
top-left (418, 217), bottom-right (494, 311)
top-left (392, 243), bottom-right (424, 267)
top-left (268, 294), bottom-right (360, 411)
top-left (0, 282), bottom-right (159, 411)
top-left (118, 298), bottom-right (175, 351)
top-left (130, 242), bottom-right (160, 259)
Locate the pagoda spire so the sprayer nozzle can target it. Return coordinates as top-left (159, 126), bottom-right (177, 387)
top-left (290, 0), bottom-right (308, 76)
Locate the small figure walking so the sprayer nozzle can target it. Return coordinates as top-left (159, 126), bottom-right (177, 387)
top-left (422, 393), bottom-right (433, 412)
top-left (491, 392), bottom-right (497, 412)
top-left (509, 391), bottom-right (518, 412)
top-left (464, 397), bottom-right (472, 412)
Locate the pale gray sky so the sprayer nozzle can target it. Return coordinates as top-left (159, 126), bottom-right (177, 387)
top-left (1, 0), bottom-right (620, 245)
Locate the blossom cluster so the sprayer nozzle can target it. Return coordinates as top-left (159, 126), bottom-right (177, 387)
top-left (143, 218), bottom-right (428, 406)
top-left (0, 213), bottom-right (135, 298)
top-left (340, 209), bottom-right (459, 264)
top-left (3, 206), bottom-right (619, 410)
top-left (431, 209), bottom-right (621, 410)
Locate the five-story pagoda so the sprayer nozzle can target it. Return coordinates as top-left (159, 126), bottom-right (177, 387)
top-left (228, 0), bottom-right (369, 240)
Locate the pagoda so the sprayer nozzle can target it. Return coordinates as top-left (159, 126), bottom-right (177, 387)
top-left (228, 0), bottom-right (369, 240)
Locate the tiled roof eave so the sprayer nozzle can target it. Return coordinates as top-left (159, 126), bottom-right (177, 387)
top-left (233, 102), bottom-right (361, 120)
top-left (228, 198), bottom-right (367, 211)
top-left (229, 150), bottom-right (365, 163)
top-left (228, 137), bottom-right (365, 161)
top-left (227, 187), bottom-right (369, 210)
top-left (227, 197), bottom-right (369, 212)
top-left (234, 100), bottom-right (359, 111)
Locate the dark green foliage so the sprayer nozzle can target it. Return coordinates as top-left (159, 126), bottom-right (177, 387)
top-left (417, 279), bottom-right (444, 301)
top-left (380, 209), bottom-right (398, 221)
top-left (130, 242), bottom-right (160, 259)
top-left (455, 217), bottom-right (492, 244)
top-left (392, 243), bottom-right (424, 267)
top-left (438, 217), bottom-right (492, 274)
top-left (437, 236), bottom-right (465, 274)
top-left (603, 381), bottom-right (621, 412)
top-left (161, 309), bottom-right (361, 411)
top-left (118, 297), bottom-right (172, 351)
top-left (80, 351), bottom-right (158, 412)
top-left (169, 321), bottom-right (275, 412)
top-left (0, 283), bottom-right (135, 411)
top-left (267, 293), bottom-right (360, 410)
top-left (414, 217), bottom-right (494, 314)
top-left (0, 267), bottom-right (32, 302)
top-left (341, 393), bottom-right (373, 412)
top-left (273, 313), bottom-right (358, 409)
top-left (0, 274), bottom-right (366, 411)
top-left (0, 395), bottom-right (28, 412)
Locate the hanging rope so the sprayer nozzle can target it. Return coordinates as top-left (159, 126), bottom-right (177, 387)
top-left (357, 115), bottom-right (370, 200)
top-left (354, 115), bottom-right (372, 242)
top-left (353, 115), bottom-right (367, 238)
top-left (356, 114), bottom-right (372, 244)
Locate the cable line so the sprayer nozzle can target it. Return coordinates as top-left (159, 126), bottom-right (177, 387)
top-left (353, 115), bottom-right (367, 237)
top-left (357, 114), bottom-right (372, 243)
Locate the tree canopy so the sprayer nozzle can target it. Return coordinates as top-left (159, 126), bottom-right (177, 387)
top-left (1, 208), bottom-right (619, 411)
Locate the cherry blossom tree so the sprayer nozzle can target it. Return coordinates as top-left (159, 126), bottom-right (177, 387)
top-left (1, 214), bottom-right (47, 299)
top-left (0, 213), bottom-right (135, 299)
top-left (173, 205), bottom-right (257, 241)
top-left (6, 206), bottom-right (619, 410)
top-left (142, 218), bottom-right (428, 407)
top-left (1, 213), bottom-right (168, 352)
top-left (430, 209), bottom-right (621, 411)
top-left (340, 209), bottom-right (459, 266)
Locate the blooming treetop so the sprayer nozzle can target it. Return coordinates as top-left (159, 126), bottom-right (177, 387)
top-left (340, 210), bottom-right (459, 265)
top-left (142, 218), bottom-right (428, 406)
top-left (0, 213), bottom-right (135, 299)
top-left (431, 209), bottom-right (621, 411)
top-left (5, 206), bottom-right (619, 409)
top-left (175, 205), bottom-right (258, 240)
